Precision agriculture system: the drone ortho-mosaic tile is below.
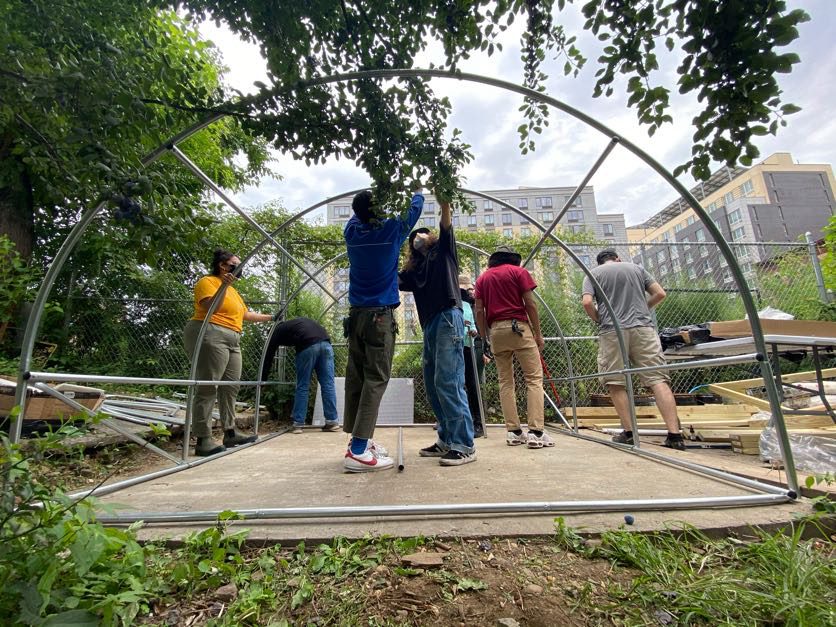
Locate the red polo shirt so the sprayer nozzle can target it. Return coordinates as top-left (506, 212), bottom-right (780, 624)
top-left (473, 264), bottom-right (537, 327)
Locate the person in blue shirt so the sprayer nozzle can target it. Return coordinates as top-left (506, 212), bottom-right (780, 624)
top-left (342, 186), bottom-right (424, 472)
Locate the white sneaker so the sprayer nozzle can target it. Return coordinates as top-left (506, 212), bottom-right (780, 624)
top-left (506, 431), bottom-right (527, 446)
top-left (369, 439), bottom-right (388, 457)
top-left (344, 444), bottom-right (394, 473)
top-left (527, 431), bottom-right (555, 449)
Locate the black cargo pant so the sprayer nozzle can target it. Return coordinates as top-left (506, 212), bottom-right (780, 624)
top-left (343, 306), bottom-right (396, 439)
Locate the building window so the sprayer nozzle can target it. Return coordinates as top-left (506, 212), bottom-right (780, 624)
top-left (656, 250), bottom-right (666, 263)
top-left (503, 228), bottom-right (513, 237)
top-left (688, 267), bottom-right (697, 280)
top-left (695, 228), bottom-right (705, 242)
top-left (573, 196), bottom-right (583, 207)
top-left (603, 223), bottom-right (614, 236)
top-left (517, 198), bottom-right (528, 209)
top-left (700, 245), bottom-right (709, 257)
top-left (674, 223), bottom-right (683, 233)
top-left (335, 205), bottom-right (350, 217)
top-left (670, 247), bottom-right (679, 260)
top-left (535, 196), bottom-right (553, 208)
top-left (578, 254), bottom-right (590, 266)
top-left (731, 226), bottom-right (745, 241)
top-left (724, 191), bottom-right (734, 205)
top-left (659, 264), bottom-right (669, 276)
top-left (502, 213), bottom-right (512, 225)
top-left (741, 179), bottom-right (754, 196)
top-left (687, 216), bottom-right (696, 225)
top-left (425, 217), bottom-right (436, 227)
top-left (520, 227), bottom-right (531, 237)
top-left (571, 224), bottom-right (584, 234)
top-left (672, 259), bottom-right (681, 272)
top-left (707, 201), bottom-right (717, 212)
top-left (723, 270), bottom-right (733, 283)
top-left (425, 201), bottom-right (436, 212)
top-left (539, 211), bottom-right (554, 222)
top-left (567, 210), bottom-right (584, 222)
top-left (685, 250), bottom-right (694, 264)
top-left (483, 200), bottom-right (492, 210)
top-left (681, 236), bottom-right (690, 243)
top-left (728, 208), bottom-right (742, 225)
top-left (468, 215), bottom-right (478, 227)
top-left (484, 214), bottom-right (495, 226)
top-left (452, 215), bottom-right (460, 227)
top-left (661, 231), bottom-right (671, 242)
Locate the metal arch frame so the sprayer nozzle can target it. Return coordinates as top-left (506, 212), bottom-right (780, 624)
top-left (258, 239), bottom-right (574, 428)
top-left (11, 68), bottom-right (798, 518)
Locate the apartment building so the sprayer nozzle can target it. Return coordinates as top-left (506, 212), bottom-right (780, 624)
top-left (328, 185), bottom-right (626, 254)
top-left (625, 152), bottom-right (836, 282)
top-left (326, 185), bottom-right (627, 336)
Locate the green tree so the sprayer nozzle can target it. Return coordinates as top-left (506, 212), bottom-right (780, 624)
top-left (823, 214), bottom-right (836, 292)
top-left (179, 0), bottom-right (808, 201)
top-left (0, 1), bottom-right (270, 264)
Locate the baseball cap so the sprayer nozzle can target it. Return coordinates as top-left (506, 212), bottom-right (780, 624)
top-left (408, 227), bottom-right (431, 248)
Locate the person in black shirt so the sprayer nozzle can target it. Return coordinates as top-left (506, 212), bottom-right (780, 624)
top-left (263, 317), bottom-right (340, 434)
top-left (399, 199), bottom-right (476, 466)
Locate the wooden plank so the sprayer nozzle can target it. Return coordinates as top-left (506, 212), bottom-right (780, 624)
top-left (571, 405), bottom-right (759, 417)
top-left (692, 427), bottom-right (836, 442)
top-left (715, 367), bottom-right (836, 392)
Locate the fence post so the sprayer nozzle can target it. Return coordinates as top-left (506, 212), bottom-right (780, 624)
top-left (806, 232), bottom-right (831, 303)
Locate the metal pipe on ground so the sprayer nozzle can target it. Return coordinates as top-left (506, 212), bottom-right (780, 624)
top-left (93, 493), bottom-right (790, 525)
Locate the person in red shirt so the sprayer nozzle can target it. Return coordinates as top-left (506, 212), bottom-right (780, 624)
top-left (473, 246), bottom-right (553, 449)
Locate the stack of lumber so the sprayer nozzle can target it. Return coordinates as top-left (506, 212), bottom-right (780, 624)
top-left (729, 433), bottom-right (761, 455)
top-left (571, 403), bottom-right (836, 455)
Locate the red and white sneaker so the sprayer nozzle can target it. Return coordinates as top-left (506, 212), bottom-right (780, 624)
top-left (344, 446), bottom-right (394, 473)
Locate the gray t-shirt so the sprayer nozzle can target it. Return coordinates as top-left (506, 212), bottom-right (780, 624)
top-left (582, 262), bottom-right (656, 332)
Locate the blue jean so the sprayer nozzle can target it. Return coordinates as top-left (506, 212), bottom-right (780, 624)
top-left (423, 308), bottom-right (475, 454)
top-left (293, 341), bottom-right (339, 426)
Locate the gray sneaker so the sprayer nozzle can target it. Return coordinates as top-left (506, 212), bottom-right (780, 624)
top-left (611, 432), bottom-right (634, 445)
top-left (321, 422), bottom-right (341, 432)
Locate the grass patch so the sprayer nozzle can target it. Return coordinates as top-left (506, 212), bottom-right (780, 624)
top-left (554, 516), bottom-right (836, 626)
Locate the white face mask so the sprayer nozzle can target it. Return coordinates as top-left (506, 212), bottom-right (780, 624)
top-left (413, 237), bottom-right (427, 252)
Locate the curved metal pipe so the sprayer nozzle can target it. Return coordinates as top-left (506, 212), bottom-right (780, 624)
top-left (13, 66), bottom-right (791, 492)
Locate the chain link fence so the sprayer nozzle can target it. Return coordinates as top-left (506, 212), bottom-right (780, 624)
top-left (32, 237), bottom-right (832, 424)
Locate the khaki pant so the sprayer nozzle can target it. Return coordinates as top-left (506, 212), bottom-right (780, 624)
top-left (489, 320), bottom-right (544, 431)
top-left (343, 307), bottom-right (396, 439)
top-left (598, 326), bottom-right (670, 387)
top-left (183, 320), bottom-right (241, 438)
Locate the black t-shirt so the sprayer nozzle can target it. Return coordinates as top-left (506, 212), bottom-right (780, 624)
top-left (262, 318), bottom-right (330, 380)
top-left (399, 225), bottom-right (461, 328)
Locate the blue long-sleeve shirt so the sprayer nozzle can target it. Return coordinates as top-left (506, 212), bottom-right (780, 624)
top-left (344, 193), bottom-right (424, 307)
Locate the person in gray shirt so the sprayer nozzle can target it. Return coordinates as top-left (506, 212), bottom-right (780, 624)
top-left (581, 248), bottom-right (685, 451)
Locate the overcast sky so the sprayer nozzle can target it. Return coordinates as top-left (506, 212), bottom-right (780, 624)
top-left (198, 0), bottom-right (835, 227)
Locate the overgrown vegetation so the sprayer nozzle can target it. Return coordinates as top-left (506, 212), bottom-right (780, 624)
top-left (4, 420), bottom-right (833, 626)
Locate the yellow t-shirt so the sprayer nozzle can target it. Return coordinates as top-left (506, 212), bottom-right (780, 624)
top-left (191, 275), bottom-right (247, 333)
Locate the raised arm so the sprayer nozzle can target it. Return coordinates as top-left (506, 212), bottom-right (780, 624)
top-left (439, 199), bottom-right (452, 229)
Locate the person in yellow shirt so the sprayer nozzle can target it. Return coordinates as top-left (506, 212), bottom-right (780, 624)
top-left (183, 249), bottom-right (274, 456)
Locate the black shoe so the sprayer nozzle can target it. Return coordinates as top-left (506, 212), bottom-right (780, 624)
top-left (419, 443), bottom-right (446, 457)
top-left (223, 432), bottom-right (258, 448)
top-left (474, 426), bottom-right (485, 438)
top-left (663, 436), bottom-right (686, 451)
top-left (195, 438), bottom-right (225, 456)
top-left (612, 432), bottom-right (634, 445)
top-left (321, 422), bottom-right (341, 432)
top-left (439, 450), bottom-right (477, 466)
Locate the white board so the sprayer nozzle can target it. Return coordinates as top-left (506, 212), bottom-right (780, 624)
top-left (312, 377), bottom-right (414, 425)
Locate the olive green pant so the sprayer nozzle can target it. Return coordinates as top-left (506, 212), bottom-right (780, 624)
top-left (183, 320), bottom-right (241, 438)
top-left (343, 307), bottom-right (396, 439)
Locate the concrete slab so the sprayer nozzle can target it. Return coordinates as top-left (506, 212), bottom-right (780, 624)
top-left (97, 426), bottom-right (812, 543)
